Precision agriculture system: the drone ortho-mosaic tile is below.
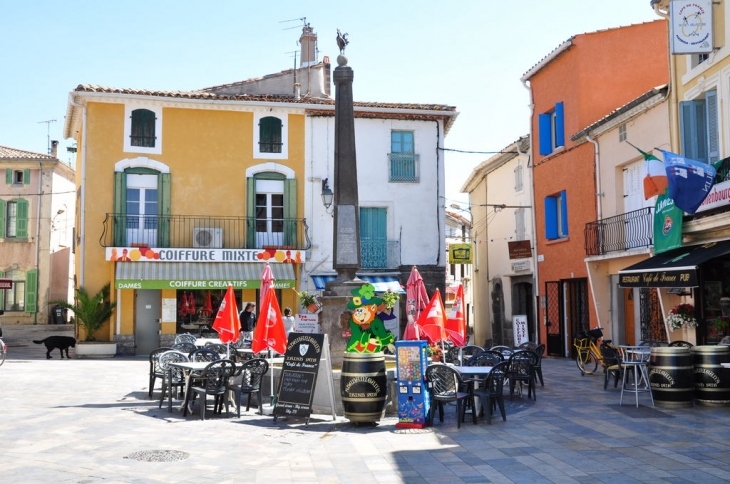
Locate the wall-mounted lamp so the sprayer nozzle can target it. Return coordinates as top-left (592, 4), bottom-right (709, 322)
top-left (321, 178), bottom-right (334, 209)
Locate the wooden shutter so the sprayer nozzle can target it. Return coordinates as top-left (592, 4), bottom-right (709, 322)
top-left (16, 198), bottom-right (29, 238)
top-left (246, 177), bottom-right (256, 248)
top-left (157, 173), bottom-right (171, 247)
top-left (23, 168), bottom-right (31, 184)
top-left (283, 178), bottom-right (297, 247)
top-left (544, 196), bottom-right (558, 239)
top-left (0, 199), bottom-right (5, 238)
top-left (5, 169), bottom-right (12, 184)
top-left (679, 100), bottom-right (707, 162)
top-left (706, 90), bottom-right (719, 163)
top-left (113, 172), bottom-right (127, 246)
top-left (538, 114), bottom-right (552, 155)
top-left (25, 269), bottom-right (37, 313)
top-left (554, 102), bottom-right (565, 148)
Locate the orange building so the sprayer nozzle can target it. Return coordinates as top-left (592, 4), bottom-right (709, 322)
top-left (522, 20), bottom-right (668, 357)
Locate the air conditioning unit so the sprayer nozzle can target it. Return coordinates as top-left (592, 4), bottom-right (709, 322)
top-left (193, 228), bottom-right (223, 248)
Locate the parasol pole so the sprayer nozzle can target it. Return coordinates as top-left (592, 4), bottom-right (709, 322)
top-left (269, 347), bottom-right (275, 406)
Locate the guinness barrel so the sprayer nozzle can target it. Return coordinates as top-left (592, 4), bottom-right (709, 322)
top-left (692, 345), bottom-right (730, 407)
top-left (649, 347), bottom-right (694, 408)
top-left (340, 352), bottom-right (388, 423)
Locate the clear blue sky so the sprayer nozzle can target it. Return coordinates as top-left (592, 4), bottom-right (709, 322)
top-left (1, 1), bottom-right (660, 207)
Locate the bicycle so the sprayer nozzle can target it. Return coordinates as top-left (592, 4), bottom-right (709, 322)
top-left (573, 327), bottom-right (606, 376)
top-left (0, 329), bottom-right (6, 366)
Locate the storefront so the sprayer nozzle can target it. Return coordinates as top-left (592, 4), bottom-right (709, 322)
top-left (619, 240), bottom-right (730, 344)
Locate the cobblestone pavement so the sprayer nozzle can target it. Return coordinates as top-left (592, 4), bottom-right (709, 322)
top-left (1, 343), bottom-right (730, 483)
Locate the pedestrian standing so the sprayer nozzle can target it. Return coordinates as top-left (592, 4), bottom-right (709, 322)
top-left (239, 303), bottom-right (256, 341)
top-left (283, 307), bottom-right (297, 336)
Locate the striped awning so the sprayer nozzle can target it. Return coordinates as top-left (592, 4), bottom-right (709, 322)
top-left (311, 274), bottom-right (405, 293)
top-left (115, 262), bottom-right (295, 290)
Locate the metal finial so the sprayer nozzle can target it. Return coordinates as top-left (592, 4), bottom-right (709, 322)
top-left (336, 29), bottom-right (349, 54)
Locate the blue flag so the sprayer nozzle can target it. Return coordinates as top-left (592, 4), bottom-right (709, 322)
top-left (659, 150), bottom-right (716, 214)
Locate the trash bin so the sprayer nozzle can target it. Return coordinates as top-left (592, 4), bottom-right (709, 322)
top-left (51, 305), bottom-right (66, 325)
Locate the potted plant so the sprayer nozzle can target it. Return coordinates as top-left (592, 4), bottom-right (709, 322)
top-left (666, 303), bottom-right (699, 332)
top-left (52, 283), bottom-right (117, 358)
top-left (381, 289), bottom-right (400, 310)
top-left (427, 344), bottom-right (443, 362)
top-left (711, 316), bottom-right (729, 336)
top-left (297, 291), bottom-right (319, 313)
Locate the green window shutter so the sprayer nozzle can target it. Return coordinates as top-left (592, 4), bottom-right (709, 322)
top-left (131, 109), bottom-right (156, 147)
top-left (16, 198), bottom-right (29, 238)
top-left (0, 199), bottom-right (5, 238)
top-left (25, 269), bottom-right (38, 313)
top-left (5, 169), bottom-right (12, 184)
top-left (157, 173), bottom-right (171, 247)
top-left (0, 271), bottom-right (4, 310)
top-left (246, 177), bottom-right (256, 248)
top-left (114, 172), bottom-right (127, 246)
top-left (23, 168), bottom-right (31, 184)
top-left (283, 179), bottom-right (297, 247)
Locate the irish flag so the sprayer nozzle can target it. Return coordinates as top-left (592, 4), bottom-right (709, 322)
top-left (633, 145), bottom-right (668, 200)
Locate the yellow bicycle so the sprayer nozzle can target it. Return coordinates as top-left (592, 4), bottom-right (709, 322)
top-left (573, 327), bottom-right (605, 375)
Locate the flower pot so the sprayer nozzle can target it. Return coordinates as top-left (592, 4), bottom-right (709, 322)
top-left (75, 342), bottom-right (117, 359)
top-left (307, 303), bottom-right (319, 313)
top-left (431, 355), bottom-right (442, 363)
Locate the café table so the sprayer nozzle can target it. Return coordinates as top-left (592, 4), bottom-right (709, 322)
top-left (194, 338), bottom-right (224, 347)
top-left (618, 345), bottom-right (653, 408)
top-left (168, 360), bottom-right (243, 415)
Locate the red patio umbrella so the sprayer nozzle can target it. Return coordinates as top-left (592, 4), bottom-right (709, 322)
top-left (203, 291), bottom-right (213, 313)
top-left (187, 292), bottom-right (196, 317)
top-left (212, 286), bottom-right (240, 345)
top-left (445, 284), bottom-right (467, 347)
top-left (252, 288), bottom-right (287, 407)
top-left (418, 289), bottom-right (448, 345)
top-left (404, 266), bottom-right (429, 340)
top-left (259, 263), bottom-right (274, 308)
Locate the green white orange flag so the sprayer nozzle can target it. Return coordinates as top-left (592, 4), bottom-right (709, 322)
top-left (630, 144), bottom-right (668, 200)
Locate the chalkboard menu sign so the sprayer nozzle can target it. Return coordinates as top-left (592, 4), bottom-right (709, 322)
top-left (274, 332), bottom-right (325, 420)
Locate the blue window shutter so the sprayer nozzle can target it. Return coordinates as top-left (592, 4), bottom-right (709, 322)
top-left (560, 190), bottom-right (569, 236)
top-left (679, 101), bottom-right (693, 158)
top-left (554, 102), bottom-right (565, 147)
top-left (538, 114), bottom-right (552, 155)
top-left (706, 90), bottom-right (719, 163)
top-left (679, 100), bottom-right (707, 161)
top-left (544, 196), bottom-right (558, 239)
top-left (16, 198), bottom-right (29, 238)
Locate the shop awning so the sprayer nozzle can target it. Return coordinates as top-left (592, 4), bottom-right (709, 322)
top-left (115, 262), bottom-right (295, 290)
top-left (311, 274), bottom-right (406, 293)
top-left (618, 240), bottom-right (730, 288)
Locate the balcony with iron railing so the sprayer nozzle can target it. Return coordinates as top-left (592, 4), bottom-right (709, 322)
top-left (361, 239), bottom-right (401, 269)
top-left (388, 153), bottom-right (420, 183)
top-left (100, 214), bottom-right (311, 250)
top-left (584, 207), bottom-right (653, 256)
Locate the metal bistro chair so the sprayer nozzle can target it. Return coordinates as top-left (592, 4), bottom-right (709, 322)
top-left (157, 350), bottom-right (189, 412)
top-left (171, 342), bottom-right (197, 354)
top-left (600, 342), bottom-right (622, 390)
top-left (532, 344), bottom-right (546, 387)
top-left (189, 348), bottom-right (221, 363)
top-left (425, 363), bottom-right (476, 428)
top-left (174, 333), bottom-right (197, 345)
top-left (204, 342), bottom-right (231, 357)
top-left (618, 345), bottom-right (654, 408)
top-left (472, 360), bottom-right (509, 424)
top-left (490, 345), bottom-right (514, 359)
top-left (467, 352), bottom-right (502, 368)
top-left (227, 358), bottom-right (269, 417)
top-left (148, 347), bottom-right (172, 398)
top-left (185, 359), bottom-right (237, 420)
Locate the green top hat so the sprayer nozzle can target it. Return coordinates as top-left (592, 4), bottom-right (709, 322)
top-left (347, 283), bottom-right (382, 310)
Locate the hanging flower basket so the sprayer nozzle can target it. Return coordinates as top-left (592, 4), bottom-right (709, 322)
top-left (297, 291), bottom-right (319, 313)
top-left (381, 289), bottom-right (400, 309)
top-left (666, 303), bottom-right (698, 331)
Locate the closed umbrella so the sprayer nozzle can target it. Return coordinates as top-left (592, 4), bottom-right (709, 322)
top-left (252, 288), bottom-right (287, 407)
top-left (211, 286), bottom-right (240, 357)
top-left (404, 266), bottom-right (429, 340)
top-left (418, 289), bottom-right (448, 354)
top-left (259, 263), bottom-right (274, 308)
top-left (445, 284), bottom-right (467, 347)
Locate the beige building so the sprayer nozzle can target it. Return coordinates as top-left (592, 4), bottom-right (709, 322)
top-left (0, 145), bottom-right (75, 325)
top-left (461, 136), bottom-right (534, 347)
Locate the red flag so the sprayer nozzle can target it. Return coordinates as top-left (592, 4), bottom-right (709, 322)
top-left (418, 289), bottom-right (448, 344)
top-left (445, 284), bottom-right (467, 346)
top-left (212, 286), bottom-right (240, 344)
top-left (251, 288), bottom-right (287, 355)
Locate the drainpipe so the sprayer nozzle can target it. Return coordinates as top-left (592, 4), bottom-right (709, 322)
top-left (520, 78), bottom-right (541, 343)
top-left (586, 134), bottom-right (603, 221)
top-left (69, 95), bottom-right (87, 288)
top-left (34, 162), bottom-right (43, 324)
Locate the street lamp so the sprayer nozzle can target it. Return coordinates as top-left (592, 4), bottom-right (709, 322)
top-left (321, 178), bottom-right (334, 210)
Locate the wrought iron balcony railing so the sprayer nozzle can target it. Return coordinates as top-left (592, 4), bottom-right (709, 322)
top-left (361, 239), bottom-right (401, 269)
top-left (388, 153), bottom-right (420, 183)
top-left (584, 207), bottom-right (653, 256)
top-left (100, 214), bottom-right (311, 250)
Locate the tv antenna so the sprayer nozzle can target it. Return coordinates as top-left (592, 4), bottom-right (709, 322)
top-left (279, 16), bottom-right (308, 31)
top-left (38, 119), bottom-right (57, 154)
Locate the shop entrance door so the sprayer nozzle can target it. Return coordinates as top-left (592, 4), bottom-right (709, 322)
top-left (135, 290), bottom-right (161, 356)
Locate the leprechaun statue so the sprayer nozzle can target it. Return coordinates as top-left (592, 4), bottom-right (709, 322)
top-left (346, 284), bottom-right (395, 353)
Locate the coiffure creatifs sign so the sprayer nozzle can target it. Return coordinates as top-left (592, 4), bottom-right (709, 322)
top-left (670, 0), bottom-right (713, 54)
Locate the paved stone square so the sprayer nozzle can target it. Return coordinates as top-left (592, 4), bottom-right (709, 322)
top-left (1, 343), bottom-right (730, 483)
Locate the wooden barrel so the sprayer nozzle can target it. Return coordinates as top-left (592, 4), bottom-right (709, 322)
top-left (649, 347), bottom-right (694, 408)
top-left (340, 352), bottom-right (388, 423)
top-left (692, 345), bottom-right (730, 407)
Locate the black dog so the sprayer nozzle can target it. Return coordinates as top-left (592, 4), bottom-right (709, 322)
top-left (33, 336), bottom-right (77, 359)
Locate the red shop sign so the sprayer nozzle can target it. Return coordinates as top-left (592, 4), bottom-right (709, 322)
top-left (0, 279), bottom-right (12, 290)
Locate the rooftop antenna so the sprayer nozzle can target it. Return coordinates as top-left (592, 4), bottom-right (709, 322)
top-left (279, 16), bottom-right (308, 30)
top-left (38, 119), bottom-right (57, 154)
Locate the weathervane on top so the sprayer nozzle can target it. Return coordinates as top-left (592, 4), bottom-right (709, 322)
top-left (336, 29), bottom-right (349, 55)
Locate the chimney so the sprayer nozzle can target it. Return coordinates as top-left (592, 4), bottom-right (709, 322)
top-left (299, 23), bottom-right (317, 67)
top-left (51, 140), bottom-right (59, 158)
